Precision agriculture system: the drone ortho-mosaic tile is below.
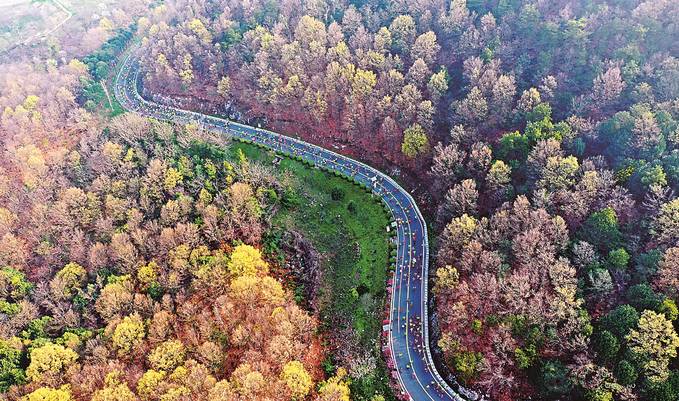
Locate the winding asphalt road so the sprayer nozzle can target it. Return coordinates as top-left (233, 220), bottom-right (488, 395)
top-left (114, 49), bottom-right (464, 401)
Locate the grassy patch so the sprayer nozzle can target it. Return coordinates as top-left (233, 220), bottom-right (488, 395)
top-left (82, 79), bottom-right (124, 117)
top-left (229, 142), bottom-right (395, 400)
top-left (84, 27), bottom-right (135, 117)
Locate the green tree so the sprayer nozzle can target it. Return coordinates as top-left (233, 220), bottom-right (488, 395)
top-left (539, 360), bottom-right (572, 397)
top-left (0, 337), bottom-right (25, 391)
top-left (525, 103), bottom-right (552, 124)
top-left (615, 360), bottom-right (638, 385)
top-left (641, 370), bottom-right (679, 401)
top-left (497, 131), bottom-right (530, 163)
top-left (594, 330), bottom-right (620, 361)
top-left (599, 304), bottom-right (639, 338)
top-left (639, 164), bottom-right (667, 190)
top-left (577, 208), bottom-right (622, 252)
top-left (607, 248), bottom-right (630, 271)
top-left (626, 284), bottom-right (662, 312)
top-left (330, 187), bottom-right (345, 201)
top-left (401, 124), bottom-right (429, 159)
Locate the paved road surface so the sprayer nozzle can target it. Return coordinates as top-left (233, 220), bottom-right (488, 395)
top-left (114, 48), bottom-right (465, 401)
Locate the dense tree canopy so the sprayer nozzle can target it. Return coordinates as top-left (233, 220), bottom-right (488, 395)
top-left (0, 102), bottom-right (336, 399)
top-left (2, 0), bottom-right (679, 400)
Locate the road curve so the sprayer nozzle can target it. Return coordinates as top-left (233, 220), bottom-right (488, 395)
top-left (114, 48), bottom-right (464, 401)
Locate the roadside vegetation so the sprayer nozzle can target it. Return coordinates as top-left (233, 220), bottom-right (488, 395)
top-left (231, 142), bottom-right (394, 400)
top-left (79, 25), bottom-right (134, 116)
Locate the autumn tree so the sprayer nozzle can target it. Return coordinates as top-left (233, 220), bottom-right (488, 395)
top-left (281, 360), bottom-right (312, 399)
top-left (24, 386), bottom-right (75, 401)
top-left (655, 247), bottom-right (679, 299)
top-left (26, 343), bottom-right (78, 382)
top-left (626, 310), bottom-right (679, 383)
top-left (111, 314), bottom-right (145, 356)
top-left (412, 31), bottom-right (440, 65)
top-left (91, 372), bottom-right (139, 401)
top-left (316, 368), bottom-right (351, 401)
top-left (227, 244), bottom-right (269, 277)
top-left (148, 340), bottom-right (185, 371)
top-left (653, 199), bottom-right (679, 247)
top-left (389, 15), bottom-right (416, 55)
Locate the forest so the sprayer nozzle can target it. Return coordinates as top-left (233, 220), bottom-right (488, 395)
top-left (1, 0), bottom-right (679, 400)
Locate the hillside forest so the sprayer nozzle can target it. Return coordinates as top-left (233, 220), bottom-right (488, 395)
top-left (132, 0), bottom-right (679, 400)
top-left (0, 2), bottom-right (352, 401)
top-left (1, 0), bottom-right (679, 401)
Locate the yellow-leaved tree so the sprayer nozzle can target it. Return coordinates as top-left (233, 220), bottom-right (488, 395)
top-left (136, 369), bottom-right (166, 399)
top-left (281, 360), bottom-right (312, 399)
top-left (227, 244), bottom-right (269, 277)
top-left (316, 367), bottom-right (351, 401)
top-left (51, 262), bottom-right (87, 298)
top-left (401, 123), bottom-right (429, 159)
top-left (148, 340), bottom-right (186, 371)
top-left (24, 386), bottom-right (74, 401)
top-left (26, 343), bottom-right (78, 382)
top-left (111, 314), bottom-right (145, 356)
top-left (91, 371), bottom-right (139, 401)
top-left (626, 310), bottom-right (679, 383)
